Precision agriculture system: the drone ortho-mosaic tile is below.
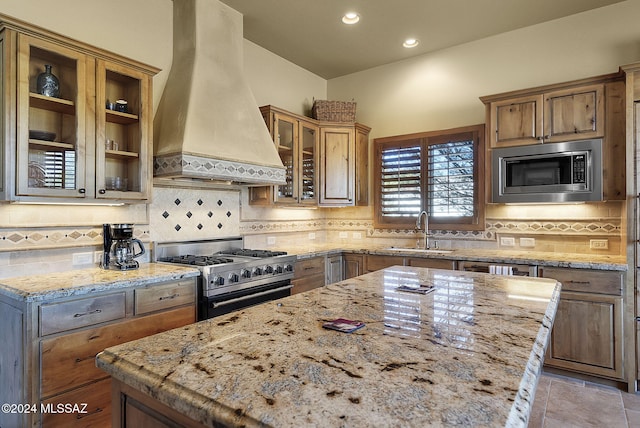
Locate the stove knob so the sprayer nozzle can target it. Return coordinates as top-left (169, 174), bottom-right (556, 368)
top-left (228, 273), bottom-right (239, 283)
top-left (212, 276), bottom-right (224, 286)
top-left (284, 264), bottom-right (294, 273)
top-left (274, 265), bottom-right (283, 274)
top-left (241, 269), bottom-right (251, 279)
top-left (252, 267), bottom-right (263, 276)
top-left (264, 265), bottom-right (274, 274)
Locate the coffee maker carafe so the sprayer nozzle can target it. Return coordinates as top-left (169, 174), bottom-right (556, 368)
top-left (102, 224), bottom-right (145, 270)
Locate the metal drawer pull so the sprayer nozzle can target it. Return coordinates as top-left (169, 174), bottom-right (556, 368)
top-left (304, 266), bottom-right (315, 270)
top-left (73, 309), bottom-right (102, 318)
top-left (159, 293), bottom-right (180, 301)
top-left (566, 280), bottom-right (590, 285)
top-left (212, 285), bottom-right (293, 309)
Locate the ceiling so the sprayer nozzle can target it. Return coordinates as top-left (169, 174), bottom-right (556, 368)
top-left (219, 0), bottom-right (624, 79)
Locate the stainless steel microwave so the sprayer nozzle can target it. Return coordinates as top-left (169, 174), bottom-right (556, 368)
top-left (492, 139), bottom-right (603, 203)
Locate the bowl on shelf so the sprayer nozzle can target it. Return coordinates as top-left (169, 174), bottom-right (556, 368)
top-left (29, 130), bottom-right (56, 141)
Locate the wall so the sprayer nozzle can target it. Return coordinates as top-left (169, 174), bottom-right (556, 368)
top-left (1, 0), bottom-right (637, 277)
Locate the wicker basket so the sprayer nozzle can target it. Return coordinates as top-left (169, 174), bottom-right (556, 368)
top-left (312, 99), bottom-right (356, 122)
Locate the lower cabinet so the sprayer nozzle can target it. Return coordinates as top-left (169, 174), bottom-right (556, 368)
top-left (365, 255), bottom-right (404, 272)
top-left (292, 256), bottom-right (325, 294)
top-left (343, 254), bottom-right (365, 279)
top-left (0, 277), bottom-right (197, 428)
top-left (539, 267), bottom-right (623, 380)
top-left (406, 257), bottom-right (455, 270)
top-left (326, 255), bottom-right (343, 285)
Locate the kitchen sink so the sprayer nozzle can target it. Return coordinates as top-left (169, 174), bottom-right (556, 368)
top-left (383, 247), bottom-right (453, 254)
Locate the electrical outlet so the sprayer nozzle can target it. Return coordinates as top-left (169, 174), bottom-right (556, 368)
top-left (308, 232), bottom-right (316, 240)
top-left (353, 232), bottom-right (362, 239)
top-left (267, 236), bottom-right (276, 246)
top-left (520, 238), bottom-right (536, 248)
top-left (500, 237), bottom-right (515, 247)
top-left (339, 232), bottom-right (348, 239)
top-left (94, 251), bottom-right (103, 263)
top-left (72, 252), bottom-right (94, 266)
top-left (590, 239), bottom-right (609, 250)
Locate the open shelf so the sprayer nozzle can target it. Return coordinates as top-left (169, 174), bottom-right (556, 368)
top-left (29, 93), bottom-right (75, 115)
top-left (105, 149), bottom-right (139, 159)
top-left (28, 139), bottom-right (75, 150)
top-left (106, 109), bottom-right (139, 125)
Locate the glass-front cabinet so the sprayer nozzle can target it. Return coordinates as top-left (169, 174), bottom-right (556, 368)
top-left (0, 16), bottom-right (158, 203)
top-left (250, 106), bottom-right (318, 206)
top-left (17, 34), bottom-right (87, 198)
top-left (96, 60), bottom-right (151, 200)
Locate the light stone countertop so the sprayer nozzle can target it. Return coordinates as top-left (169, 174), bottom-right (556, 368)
top-left (97, 266), bottom-right (561, 428)
top-left (0, 263), bottom-right (200, 302)
top-left (280, 243), bottom-right (627, 271)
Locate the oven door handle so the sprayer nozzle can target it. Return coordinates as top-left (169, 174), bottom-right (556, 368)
top-left (211, 284), bottom-right (293, 309)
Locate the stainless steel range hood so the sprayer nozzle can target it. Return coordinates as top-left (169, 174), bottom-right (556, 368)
top-left (153, 0), bottom-right (285, 185)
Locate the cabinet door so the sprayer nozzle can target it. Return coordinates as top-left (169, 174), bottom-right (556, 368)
top-left (326, 255), bottom-right (343, 284)
top-left (544, 291), bottom-right (622, 380)
top-left (96, 59), bottom-right (151, 200)
top-left (273, 112), bottom-right (298, 204)
top-left (298, 120), bottom-right (318, 205)
top-left (489, 94), bottom-right (543, 148)
top-left (319, 126), bottom-right (355, 205)
top-left (544, 84), bottom-right (604, 143)
top-left (354, 124), bottom-right (370, 206)
top-left (16, 34), bottom-right (88, 198)
top-left (343, 254), bottom-right (364, 279)
top-left (365, 255), bottom-right (404, 272)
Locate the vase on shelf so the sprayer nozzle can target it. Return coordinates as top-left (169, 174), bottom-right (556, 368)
top-left (36, 64), bottom-right (60, 98)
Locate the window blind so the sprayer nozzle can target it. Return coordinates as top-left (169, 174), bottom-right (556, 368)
top-left (380, 145), bottom-right (422, 217)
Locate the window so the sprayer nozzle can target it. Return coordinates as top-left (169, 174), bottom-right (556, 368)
top-left (374, 124), bottom-right (485, 230)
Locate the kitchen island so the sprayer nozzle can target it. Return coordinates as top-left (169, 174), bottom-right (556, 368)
top-left (97, 266), bottom-right (561, 427)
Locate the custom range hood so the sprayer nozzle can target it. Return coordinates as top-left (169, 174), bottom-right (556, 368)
top-left (153, 0), bottom-right (285, 185)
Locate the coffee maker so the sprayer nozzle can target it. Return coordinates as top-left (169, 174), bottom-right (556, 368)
top-left (101, 224), bottom-right (146, 270)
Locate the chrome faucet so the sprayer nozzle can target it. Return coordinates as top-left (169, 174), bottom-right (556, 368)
top-left (416, 210), bottom-right (430, 250)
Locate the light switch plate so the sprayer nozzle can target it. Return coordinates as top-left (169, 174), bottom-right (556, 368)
top-left (308, 232), bottom-right (316, 240)
top-left (72, 252), bottom-right (94, 266)
top-left (353, 232), bottom-right (362, 239)
top-left (590, 239), bottom-right (608, 249)
top-left (500, 237), bottom-right (515, 247)
top-left (267, 236), bottom-right (276, 245)
top-left (339, 232), bottom-right (348, 239)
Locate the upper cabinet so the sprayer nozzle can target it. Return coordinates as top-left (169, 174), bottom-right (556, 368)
top-left (0, 16), bottom-right (158, 203)
top-left (485, 84), bottom-right (605, 148)
top-left (250, 105), bottom-right (370, 207)
top-left (481, 73), bottom-right (626, 200)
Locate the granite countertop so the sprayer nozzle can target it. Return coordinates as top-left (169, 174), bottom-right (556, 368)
top-left (0, 263), bottom-right (200, 302)
top-left (97, 266), bottom-right (561, 428)
top-left (283, 243), bottom-right (627, 271)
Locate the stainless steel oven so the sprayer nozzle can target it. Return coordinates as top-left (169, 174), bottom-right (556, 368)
top-left (492, 139), bottom-right (602, 203)
top-left (154, 238), bottom-right (296, 320)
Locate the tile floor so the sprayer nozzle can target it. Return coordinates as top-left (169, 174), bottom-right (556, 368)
top-left (529, 372), bottom-right (640, 427)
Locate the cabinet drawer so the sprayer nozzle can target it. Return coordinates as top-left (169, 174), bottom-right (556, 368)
top-left (41, 377), bottom-right (112, 428)
top-left (292, 274), bottom-right (325, 295)
top-left (365, 255), bottom-right (404, 272)
top-left (41, 305), bottom-right (195, 397)
top-left (40, 292), bottom-right (126, 336)
top-left (294, 257), bottom-right (325, 278)
top-left (135, 279), bottom-right (196, 315)
top-left (407, 258), bottom-right (455, 270)
top-left (540, 267), bottom-right (622, 295)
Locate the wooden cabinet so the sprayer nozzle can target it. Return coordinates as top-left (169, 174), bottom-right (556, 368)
top-left (318, 122), bottom-right (370, 206)
top-left (365, 255), bottom-right (404, 273)
top-left (484, 83), bottom-right (605, 148)
top-left (291, 256), bottom-right (325, 294)
top-left (539, 267), bottom-right (624, 380)
top-left (0, 277), bottom-right (196, 428)
top-left (0, 16), bottom-right (157, 203)
top-left (326, 255), bottom-right (343, 284)
top-left (407, 257), bottom-right (455, 270)
top-left (481, 73), bottom-right (626, 201)
top-left (250, 105), bottom-right (370, 207)
top-left (343, 254), bottom-right (365, 279)
top-left (250, 106), bottom-right (319, 206)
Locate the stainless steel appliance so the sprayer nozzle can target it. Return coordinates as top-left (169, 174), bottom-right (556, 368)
top-left (154, 237), bottom-right (296, 320)
top-left (492, 138), bottom-right (603, 203)
top-left (101, 224), bottom-right (146, 270)
top-left (458, 260), bottom-right (537, 276)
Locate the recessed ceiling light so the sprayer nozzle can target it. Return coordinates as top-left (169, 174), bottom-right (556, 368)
top-left (403, 38), bottom-right (420, 48)
top-left (342, 12), bottom-right (360, 25)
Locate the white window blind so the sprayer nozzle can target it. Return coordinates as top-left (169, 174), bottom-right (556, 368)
top-left (427, 140), bottom-right (474, 217)
top-left (44, 150), bottom-right (75, 189)
top-left (380, 145), bottom-right (422, 217)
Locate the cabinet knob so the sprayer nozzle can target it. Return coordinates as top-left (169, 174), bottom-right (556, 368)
top-left (78, 188), bottom-right (86, 194)
top-left (99, 189), bottom-right (106, 194)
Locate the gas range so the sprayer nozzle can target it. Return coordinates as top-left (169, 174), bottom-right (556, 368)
top-left (154, 238), bottom-right (297, 319)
